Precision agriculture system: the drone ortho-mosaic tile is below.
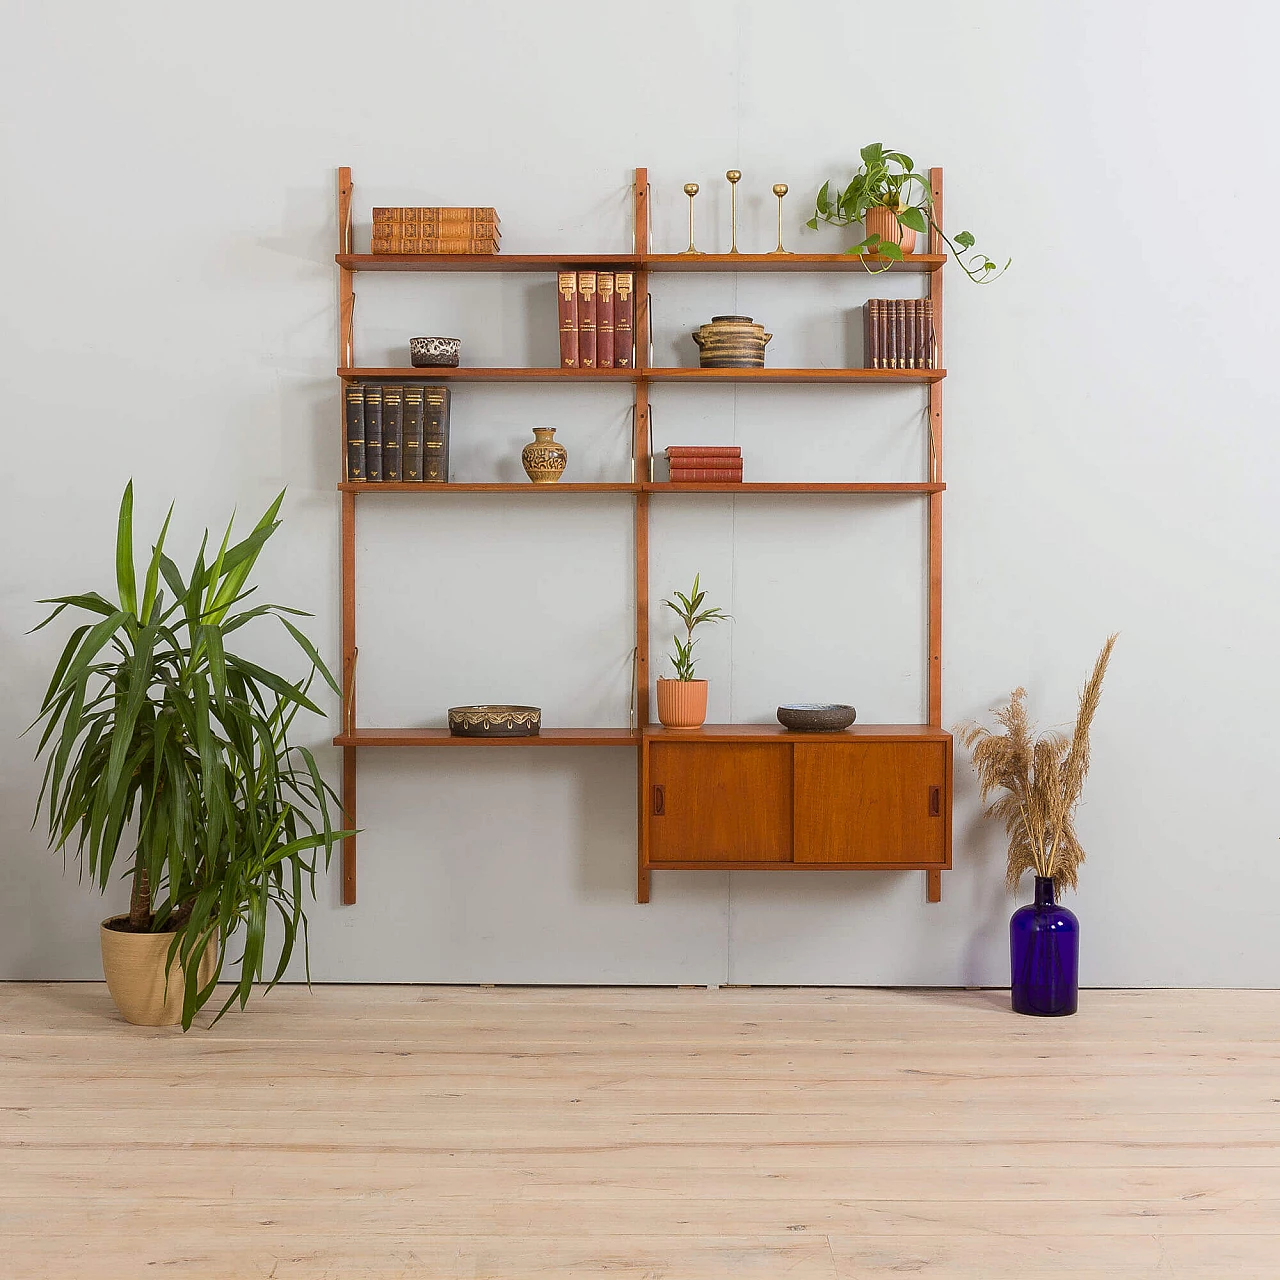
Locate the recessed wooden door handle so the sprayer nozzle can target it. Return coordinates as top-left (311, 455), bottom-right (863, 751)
top-left (929, 786), bottom-right (941, 817)
top-left (653, 784), bottom-right (665, 815)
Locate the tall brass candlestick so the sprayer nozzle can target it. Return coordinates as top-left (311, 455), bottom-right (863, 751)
top-left (726, 169), bottom-right (741, 254)
top-left (682, 182), bottom-right (700, 254)
top-left (771, 183), bottom-right (790, 254)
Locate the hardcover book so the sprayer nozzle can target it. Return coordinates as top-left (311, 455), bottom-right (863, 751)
top-left (669, 467), bottom-right (745, 482)
top-left (666, 446), bottom-right (742, 458)
top-left (344, 383), bottom-right (365, 481)
top-left (365, 384), bottom-right (383, 482)
top-left (423, 386), bottom-right (451, 483)
top-left (373, 206), bottom-right (500, 225)
top-left (865, 299), bottom-right (880, 369)
top-left (402, 385), bottom-right (424, 481)
top-left (596, 272), bottom-right (615, 369)
top-left (614, 271), bottom-right (634, 368)
top-left (557, 271), bottom-right (579, 368)
top-left (370, 235), bottom-right (500, 255)
top-left (577, 271), bottom-right (598, 368)
top-left (382, 383), bottom-right (403, 482)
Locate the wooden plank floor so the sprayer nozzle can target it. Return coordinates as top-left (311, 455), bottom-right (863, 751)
top-left (2, 985), bottom-right (1279, 1278)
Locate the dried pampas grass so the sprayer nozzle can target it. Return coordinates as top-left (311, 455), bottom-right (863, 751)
top-left (958, 635), bottom-right (1117, 894)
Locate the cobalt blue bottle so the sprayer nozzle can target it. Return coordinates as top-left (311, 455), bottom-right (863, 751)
top-left (1010, 876), bottom-right (1079, 1016)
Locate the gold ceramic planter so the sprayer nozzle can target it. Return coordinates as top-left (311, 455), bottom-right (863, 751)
top-left (99, 918), bottom-right (216, 1027)
top-left (691, 315), bottom-right (772, 369)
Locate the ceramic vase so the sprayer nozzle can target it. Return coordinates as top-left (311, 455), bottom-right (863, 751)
top-left (522, 427), bottom-right (568, 484)
top-left (1010, 877), bottom-right (1079, 1016)
top-left (99, 918), bottom-right (216, 1027)
top-left (656, 678), bottom-right (708, 728)
top-left (864, 205), bottom-right (918, 254)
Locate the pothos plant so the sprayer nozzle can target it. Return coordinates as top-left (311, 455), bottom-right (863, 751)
top-left (29, 483), bottom-right (350, 1028)
top-left (807, 142), bottom-right (1008, 282)
top-left (662, 574), bottom-right (730, 680)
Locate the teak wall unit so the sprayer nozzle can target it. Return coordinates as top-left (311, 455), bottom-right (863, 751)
top-left (333, 166), bottom-right (951, 907)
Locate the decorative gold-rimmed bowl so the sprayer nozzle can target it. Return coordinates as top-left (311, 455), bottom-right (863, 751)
top-left (448, 705), bottom-right (542, 738)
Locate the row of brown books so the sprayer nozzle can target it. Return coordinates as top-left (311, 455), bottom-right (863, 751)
top-left (371, 206), bottom-right (501, 255)
top-left (665, 445), bottom-right (743, 483)
top-left (558, 270), bottom-right (635, 368)
top-left (865, 298), bottom-right (937, 369)
top-left (345, 383), bottom-right (451, 482)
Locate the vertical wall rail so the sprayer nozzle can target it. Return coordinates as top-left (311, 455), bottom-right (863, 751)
top-left (338, 167), bottom-right (358, 904)
top-left (926, 166), bottom-right (945, 903)
top-left (634, 167), bottom-right (652, 903)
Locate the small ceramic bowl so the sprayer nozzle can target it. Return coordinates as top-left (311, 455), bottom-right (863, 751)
top-left (448, 705), bottom-right (541, 738)
top-left (776, 703), bottom-right (857, 732)
top-left (410, 336), bottom-right (461, 368)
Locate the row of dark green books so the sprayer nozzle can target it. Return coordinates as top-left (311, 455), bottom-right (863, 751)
top-left (344, 383), bottom-right (451, 482)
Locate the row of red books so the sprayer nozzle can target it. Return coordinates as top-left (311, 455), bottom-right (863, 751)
top-left (371, 206), bottom-right (501, 255)
top-left (558, 270), bottom-right (635, 368)
top-left (865, 298), bottom-right (937, 369)
top-left (665, 445), bottom-right (743, 483)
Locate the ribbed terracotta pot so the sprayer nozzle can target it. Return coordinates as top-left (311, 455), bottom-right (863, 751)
top-left (864, 205), bottom-right (917, 254)
top-left (100, 918), bottom-right (216, 1027)
top-left (656, 678), bottom-right (708, 728)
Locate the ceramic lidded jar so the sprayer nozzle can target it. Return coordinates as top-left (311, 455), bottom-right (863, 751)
top-left (522, 427), bottom-right (567, 483)
top-left (691, 315), bottom-right (772, 369)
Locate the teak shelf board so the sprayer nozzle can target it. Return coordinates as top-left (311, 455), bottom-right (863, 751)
top-left (339, 367), bottom-right (945, 385)
top-left (644, 482), bottom-right (945, 494)
top-left (336, 252), bottom-right (946, 274)
top-left (642, 723), bottom-right (952, 743)
top-left (338, 481), bottom-right (639, 494)
top-left (334, 728), bottom-right (639, 747)
top-left (337, 366), bottom-right (637, 383)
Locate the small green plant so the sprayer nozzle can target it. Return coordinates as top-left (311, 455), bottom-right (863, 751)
top-left (663, 574), bottom-right (730, 681)
top-left (807, 142), bottom-right (1008, 283)
top-left (29, 482), bottom-right (350, 1029)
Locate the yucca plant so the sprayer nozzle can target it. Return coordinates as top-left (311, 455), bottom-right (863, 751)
top-left (29, 482), bottom-right (348, 1028)
top-left (662, 574), bottom-right (730, 680)
top-left (958, 636), bottom-right (1117, 894)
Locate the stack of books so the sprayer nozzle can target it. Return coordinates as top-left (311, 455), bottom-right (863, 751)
top-left (665, 446), bottom-right (743, 484)
top-left (865, 298), bottom-right (937, 369)
top-left (371, 207), bottom-right (500, 255)
top-left (557, 270), bottom-right (635, 369)
top-left (344, 383), bottom-right (451, 483)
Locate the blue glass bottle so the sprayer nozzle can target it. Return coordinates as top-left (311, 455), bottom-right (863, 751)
top-left (1010, 876), bottom-right (1079, 1016)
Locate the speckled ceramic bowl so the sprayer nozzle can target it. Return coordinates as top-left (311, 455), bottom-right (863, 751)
top-left (410, 336), bottom-right (461, 367)
top-left (776, 703), bottom-right (857, 732)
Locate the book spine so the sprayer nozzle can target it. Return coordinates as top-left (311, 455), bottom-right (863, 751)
top-left (906, 299), bottom-right (916, 370)
top-left (373, 214), bottom-right (500, 235)
top-left (344, 383), bottom-right (365, 481)
top-left (374, 206), bottom-right (499, 223)
top-left (596, 272), bottom-right (615, 369)
top-left (666, 459), bottom-right (745, 471)
top-left (925, 298), bottom-right (936, 368)
top-left (899, 300), bottom-right (910, 370)
top-left (423, 386), bottom-right (450, 483)
top-left (884, 301), bottom-right (895, 370)
top-left (364, 384), bottom-right (383, 482)
top-left (669, 468), bottom-right (744, 482)
top-left (614, 271), bottom-right (634, 368)
top-left (877, 298), bottom-right (887, 371)
top-left (557, 271), bottom-right (579, 368)
top-left (915, 299), bottom-right (925, 369)
top-left (370, 236), bottom-right (500, 254)
top-left (577, 271), bottom-right (597, 368)
top-left (382, 383), bottom-right (403, 481)
top-left (665, 446), bottom-right (742, 458)
top-left (402, 385), bottom-right (424, 481)
top-left (866, 299), bottom-right (879, 369)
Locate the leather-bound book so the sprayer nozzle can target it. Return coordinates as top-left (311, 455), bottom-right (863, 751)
top-left (865, 299), bottom-right (879, 368)
top-left (596, 272), bottom-right (615, 369)
top-left (577, 271), bottom-right (598, 368)
top-left (884, 301), bottom-right (896, 370)
top-left (364, 384), bottom-right (383, 482)
top-left (665, 446), bottom-right (742, 459)
top-left (924, 298), bottom-right (936, 368)
top-left (344, 383), bottom-right (365, 481)
top-left (423, 386), bottom-right (451, 483)
top-left (373, 208), bottom-right (501, 237)
top-left (905, 299), bottom-right (916, 370)
top-left (557, 271), bottom-right (579, 368)
top-left (614, 271), bottom-right (634, 368)
top-left (370, 234), bottom-right (500, 255)
top-left (669, 467), bottom-right (744, 482)
top-left (382, 383), bottom-right (402, 482)
top-left (877, 298), bottom-right (888, 371)
top-left (402, 385), bottom-right (424, 481)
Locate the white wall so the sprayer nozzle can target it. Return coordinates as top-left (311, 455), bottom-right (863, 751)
top-left (3, 0), bottom-right (1277, 986)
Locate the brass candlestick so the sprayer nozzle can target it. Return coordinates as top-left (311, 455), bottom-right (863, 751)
top-left (681, 182), bottom-right (700, 254)
top-left (726, 169), bottom-right (741, 254)
top-left (771, 183), bottom-right (790, 254)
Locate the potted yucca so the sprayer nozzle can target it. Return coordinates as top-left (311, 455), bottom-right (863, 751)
top-left (958, 635), bottom-right (1117, 1016)
top-left (30, 483), bottom-right (348, 1029)
top-left (655, 574), bottom-right (729, 729)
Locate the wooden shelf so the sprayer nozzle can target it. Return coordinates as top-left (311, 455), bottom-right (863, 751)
top-left (335, 727), bottom-right (638, 747)
top-left (336, 252), bottom-right (945, 274)
top-left (643, 723), bottom-right (952, 743)
top-left (643, 482), bottom-right (945, 494)
top-left (339, 481), bottom-right (638, 494)
top-left (338, 366), bottom-right (945, 385)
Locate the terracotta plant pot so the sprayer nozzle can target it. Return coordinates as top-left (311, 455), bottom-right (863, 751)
top-left (100, 917), bottom-right (216, 1027)
top-left (656, 678), bottom-right (709, 728)
top-left (864, 205), bottom-right (917, 254)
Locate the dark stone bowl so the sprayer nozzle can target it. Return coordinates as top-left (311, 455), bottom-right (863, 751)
top-left (776, 703), bottom-right (857, 732)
